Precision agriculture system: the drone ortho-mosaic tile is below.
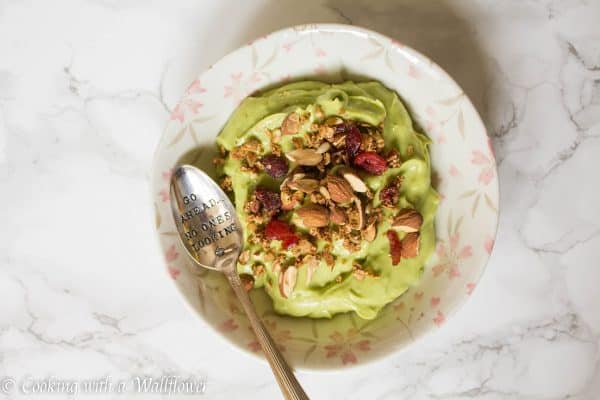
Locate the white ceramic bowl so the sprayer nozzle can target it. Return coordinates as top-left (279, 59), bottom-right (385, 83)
top-left (151, 24), bottom-right (499, 369)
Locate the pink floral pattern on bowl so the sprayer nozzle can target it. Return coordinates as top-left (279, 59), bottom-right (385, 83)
top-left (151, 24), bottom-right (499, 369)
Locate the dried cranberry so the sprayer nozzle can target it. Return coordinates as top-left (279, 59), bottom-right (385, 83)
top-left (345, 125), bottom-right (362, 159)
top-left (380, 184), bottom-right (399, 206)
top-left (262, 155), bottom-right (288, 178)
top-left (265, 219), bottom-right (299, 248)
top-left (254, 187), bottom-right (282, 213)
top-left (353, 152), bottom-right (388, 175)
top-left (387, 230), bottom-right (402, 265)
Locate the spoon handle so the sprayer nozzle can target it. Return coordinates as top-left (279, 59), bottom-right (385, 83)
top-left (225, 271), bottom-right (310, 400)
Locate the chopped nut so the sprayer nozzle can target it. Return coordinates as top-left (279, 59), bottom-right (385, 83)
top-left (278, 266), bottom-right (298, 298)
top-left (297, 204), bottom-right (329, 228)
top-left (292, 172), bottom-right (306, 181)
top-left (363, 223), bottom-right (376, 242)
top-left (238, 250), bottom-right (250, 264)
top-left (319, 186), bottom-right (331, 200)
top-left (282, 112), bottom-right (301, 135)
top-left (316, 141), bottom-right (331, 154)
top-left (392, 209), bottom-right (423, 232)
top-left (286, 148), bottom-right (323, 166)
top-left (269, 128), bottom-right (282, 144)
top-left (303, 256), bottom-right (319, 284)
top-left (326, 175), bottom-right (354, 203)
top-left (287, 178), bottom-right (319, 193)
top-left (348, 198), bottom-right (365, 230)
top-left (401, 232), bottom-right (420, 258)
top-left (330, 206), bottom-right (347, 225)
top-left (341, 170), bottom-right (368, 193)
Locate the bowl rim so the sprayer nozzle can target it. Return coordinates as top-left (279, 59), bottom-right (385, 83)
top-left (151, 22), bottom-right (500, 371)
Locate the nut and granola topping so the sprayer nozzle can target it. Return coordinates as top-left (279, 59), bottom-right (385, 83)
top-left (220, 113), bottom-right (423, 286)
top-left (214, 81), bottom-right (437, 320)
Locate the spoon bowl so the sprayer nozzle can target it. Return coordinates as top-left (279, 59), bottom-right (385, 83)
top-left (169, 165), bottom-right (309, 400)
top-left (169, 165), bottom-right (242, 272)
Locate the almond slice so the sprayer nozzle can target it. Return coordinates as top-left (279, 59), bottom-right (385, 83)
top-left (363, 223), bottom-right (376, 242)
top-left (279, 266), bottom-right (298, 298)
top-left (348, 197), bottom-right (365, 230)
top-left (281, 112), bottom-right (300, 135)
top-left (401, 232), bottom-right (420, 258)
top-left (292, 172), bottom-right (306, 181)
top-left (392, 209), bottom-right (423, 232)
top-left (287, 178), bottom-right (319, 193)
top-left (319, 186), bottom-right (331, 200)
top-left (341, 170), bottom-right (368, 193)
top-left (304, 258), bottom-right (319, 284)
top-left (316, 142), bottom-right (331, 154)
top-left (286, 149), bottom-right (323, 166)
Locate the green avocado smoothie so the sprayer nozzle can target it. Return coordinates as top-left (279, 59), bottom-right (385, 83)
top-left (215, 81), bottom-right (438, 320)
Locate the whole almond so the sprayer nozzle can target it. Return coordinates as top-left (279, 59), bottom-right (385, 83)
top-left (286, 149), bottom-right (323, 166)
top-left (401, 232), bottom-right (420, 258)
top-left (279, 266), bottom-right (297, 298)
top-left (296, 204), bottom-right (329, 227)
top-left (281, 112), bottom-right (300, 135)
top-left (392, 209), bottom-right (423, 232)
top-left (326, 175), bottom-right (354, 203)
top-left (330, 206), bottom-right (347, 225)
top-left (342, 171), bottom-right (368, 193)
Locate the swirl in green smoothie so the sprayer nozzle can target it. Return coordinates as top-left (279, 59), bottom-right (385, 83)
top-left (216, 81), bottom-right (438, 319)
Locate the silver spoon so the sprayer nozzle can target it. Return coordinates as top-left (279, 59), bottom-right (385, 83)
top-left (170, 164), bottom-right (309, 400)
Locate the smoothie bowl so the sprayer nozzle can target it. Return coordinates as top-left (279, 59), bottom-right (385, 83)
top-left (152, 24), bottom-right (498, 369)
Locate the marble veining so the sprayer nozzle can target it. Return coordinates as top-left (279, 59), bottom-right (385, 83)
top-left (0, 0), bottom-right (598, 398)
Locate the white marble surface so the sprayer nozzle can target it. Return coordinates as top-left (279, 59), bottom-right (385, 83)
top-left (0, 0), bottom-right (599, 399)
